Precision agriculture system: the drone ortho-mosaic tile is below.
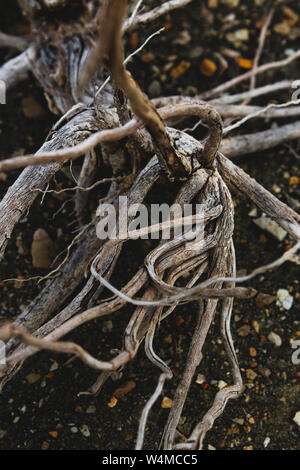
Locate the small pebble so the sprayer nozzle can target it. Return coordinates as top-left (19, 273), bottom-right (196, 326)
top-left (112, 380), bottom-right (136, 398)
top-left (238, 58), bottom-right (252, 69)
top-left (293, 411), bottom-right (300, 427)
top-left (80, 425), bottom-right (91, 438)
top-left (252, 320), bottom-right (260, 334)
top-left (208, 0), bottom-right (218, 8)
top-left (237, 324), bottom-right (251, 337)
top-left (141, 52), bottom-right (154, 63)
top-left (289, 176), bottom-right (299, 185)
top-left (282, 6), bottom-right (299, 24)
top-left (200, 59), bottom-right (217, 77)
top-left (255, 292), bottom-right (277, 308)
top-left (22, 95), bottom-right (46, 119)
top-left (26, 373), bottom-right (41, 384)
top-left (253, 215), bottom-right (287, 241)
top-left (170, 61), bottom-right (191, 79)
top-left (189, 46), bottom-right (204, 59)
top-left (196, 373), bottom-right (206, 385)
top-left (41, 441), bottom-right (50, 450)
top-left (272, 184), bottom-right (281, 194)
top-left (276, 289), bottom-right (293, 310)
top-left (264, 437), bottom-right (271, 448)
top-left (274, 22), bottom-right (291, 36)
top-left (31, 228), bottom-right (55, 269)
top-left (102, 320), bottom-right (113, 333)
top-left (107, 397), bottom-right (118, 408)
top-left (246, 369), bottom-right (257, 381)
top-left (260, 367), bottom-right (271, 378)
top-left (148, 80), bottom-right (162, 98)
top-left (221, 0), bottom-right (239, 7)
top-left (161, 397), bottom-right (173, 409)
top-left (268, 331), bottom-right (282, 347)
top-left (49, 361), bottom-right (59, 372)
top-left (226, 29), bottom-right (249, 46)
top-left (248, 208), bottom-right (257, 217)
top-left (86, 405), bottom-right (96, 414)
top-left (232, 418), bottom-right (244, 425)
top-left (172, 30), bottom-right (191, 46)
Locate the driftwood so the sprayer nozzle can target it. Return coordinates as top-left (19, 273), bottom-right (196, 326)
top-left (0, 0), bottom-right (299, 451)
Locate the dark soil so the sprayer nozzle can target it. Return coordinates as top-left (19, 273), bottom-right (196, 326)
top-left (0, 0), bottom-right (299, 450)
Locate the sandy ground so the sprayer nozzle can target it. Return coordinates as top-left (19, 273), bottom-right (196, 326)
top-left (0, 0), bottom-right (299, 450)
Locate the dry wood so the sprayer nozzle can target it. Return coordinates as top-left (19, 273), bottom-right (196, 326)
top-left (0, 31), bottom-right (29, 51)
top-left (0, 107), bottom-right (114, 260)
top-left (123, 0), bottom-right (193, 32)
top-left (0, 46), bottom-right (34, 90)
top-left (0, 0), bottom-right (299, 452)
top-left (198, 50), bottom-right (300, 100)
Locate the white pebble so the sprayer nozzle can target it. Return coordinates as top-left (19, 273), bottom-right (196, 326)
top-left (264, 437), bottom-right (271, 448)
top-left (253, 215), bottom-right (287, 241)
top-left (49, 361), bottom-right (59, 372)
top-left (248, 208), bottom-right (257, 217)
top-left (86, 405), bottom-right (96, 414)
top-left (268, 331), bottom-right (282, 347)
top-left (293, 411), bottom-right (300, 427)
top-left (276, 289), bottom-right (293, 310)
top-left (196, 374), bottom-right (206, 385)
top-left (80, 424), bottom-right (91, 437)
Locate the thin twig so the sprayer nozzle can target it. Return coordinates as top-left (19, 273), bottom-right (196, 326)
top-left (0, 46), bottom-right (34, 90)
top-left (136, 372), bottom-right (169, 450)
top-left (32, 176), bottom-right (121, 195)
top-left (198, 50), bottom-right (300, 100)
top-left (210, 80), bottom-right (294, 105)
top-left (128, 0), bottom-right (145, 27)
top-left (223, 99), bottom-right (300, 135)
top-left (95, 27), bottom-right (165, 98)
top-left (0, 31), bottom-right (29, 51)
top-left (220, 120), bottom-right (300, 159)
top-left (123, 0), bottom-right (192, 32)
top-left (248, 5), bottom-right (274, 99)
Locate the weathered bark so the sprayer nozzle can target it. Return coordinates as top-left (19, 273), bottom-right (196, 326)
top-left (0, 46), bottom-right (35, 90)
top-left (0, 31), bottom-right (29, 51)
top-left (0, 106), bottom-right (115, 260)
top-left (0, 0), bottom-right (299, 451)
top-left (221, 121), bottom-right (300, 158)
